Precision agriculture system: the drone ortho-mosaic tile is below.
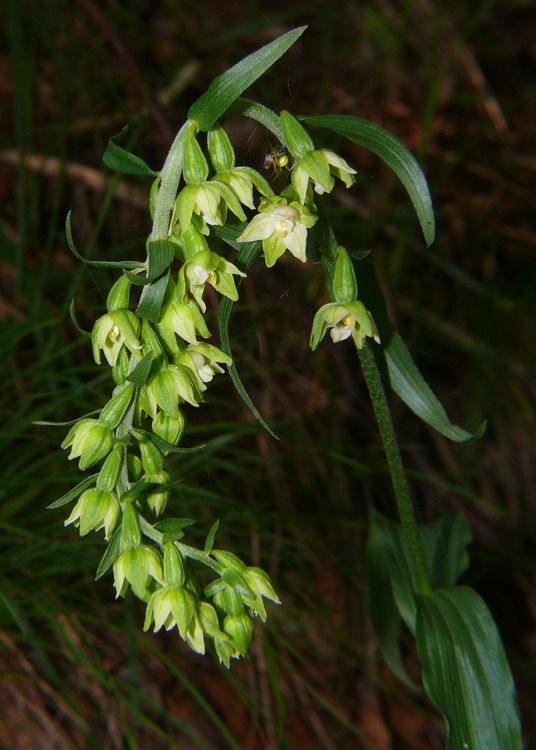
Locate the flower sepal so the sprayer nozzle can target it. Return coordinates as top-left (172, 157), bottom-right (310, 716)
top-left (64, 487), bottom-right (120, 539)
top-left (61, 418), bottom-right (114, 470)
top-left (310, 300), bottom-right (379, 350)
top-left (173, 343), bottom-right (231, 389)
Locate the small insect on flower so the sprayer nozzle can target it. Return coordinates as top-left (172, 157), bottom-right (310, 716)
top-left (263, 146), bottom-right (291, 177)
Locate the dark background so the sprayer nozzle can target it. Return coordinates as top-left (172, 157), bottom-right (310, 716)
top-left (2, 1), bottom-right (535, 748)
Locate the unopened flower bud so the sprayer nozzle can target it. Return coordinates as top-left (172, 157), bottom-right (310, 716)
top-left (163, 541), bottom-right (185, 586)
top-left (207, 126), bottom-right (235, 173)
top-left (183, 128), bottom-right (209, 185)
top-left (139, 439), bottom-right (164, 474)
top-left (213, 585), bottom-right (245, 617)
top-left (152, 411), bottom-right (186, 446)
top-left (280, 110), bottom-right (314, 159)
top-left (223, 614), bottom-right (253, 655)
top-left (333, 247), bottom-right (358, 305)
top-left (212, 550), bottom-right (246, 573)
top-left (96, 444), bottom-right (124, 492)
top-left (106, 274), bottom-right (132, 312)
top-left (99, 383), bottom-right (135, 429)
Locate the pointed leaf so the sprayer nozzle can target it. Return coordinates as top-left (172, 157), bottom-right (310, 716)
top-left (368, 509), bottom-right (473, 635)
top-left (214, 223), bottom-right (278, 439)
top-left (188, 26), bottom-right (306, 130)
top-left (103, 127), bottom-right (157, 176)
top-left (69, 299), bottom-right (92, 338)
top-left (95, 526), bottom-right (122, 579)
top-left (136, 271), bottom-right (169, 322)
top-left (356, 257), bottom-right (485, 441)
top-left (204, 519), bottom-right (219, 554)
top-left (366, 516), bottom-right (414, 686)
top-left (34, 410), bottom-right (101, 427)
top-left (46, 474), bottom-right (99, 509)
top-left (154, 517), bottom-right (196, 543)
top-left (416, 586), bottom-right (522, 750)
top-left (147, 238), bottom-right (177, 278)
top-left (65, 212), bottom-right (144, 269)
top-left (131, 427), bottom-right (206, 454)
top-left (302, 114), bottom-right (435, 246)
top-left (126, 353), bottom-right (154, 387)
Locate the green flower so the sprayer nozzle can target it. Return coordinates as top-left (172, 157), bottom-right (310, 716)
top-left (61, 418), bottom-right (113, 470)
top-left (310, 301), bottom-right (380, 350)
top-left (292, 149), bottom-right (356, 203)
top-left (175, 181), bottom-right (246, 233)
top-left (178, 250), bottom-right (246, 313)
top-left (213, 166), bottom-right (273, 210)
top-left (236, 196), bottom-right (317, 267)
top-left (143, 470), bottom-right (171, 516)
top-left (143, 585), bottom-right (196, 637)
top-left (222, 614), bottom-right (253, 656)
top-left (145, 365), bottom-right (203, 418)
top-left (64, 487), bottom-right (120, 539)
top-left (173, 343), bottom-right (232, 389)
top-left (92, 310), bottom-right (142, 366)
top-left (151, 411), bottom-right (186, 446)
top-left (156, 298), bottom-right (210, 353)
top-left (113, 545), bottom-right (164, 599)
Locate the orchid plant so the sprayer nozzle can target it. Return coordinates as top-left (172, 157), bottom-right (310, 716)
top-left (42, 26), bottom-right (522, 750)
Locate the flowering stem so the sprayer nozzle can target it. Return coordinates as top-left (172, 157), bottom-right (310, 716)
top-left (358, 340), bottom-right (433, 596)
top-left (139, 516), bottom-right (222, 573)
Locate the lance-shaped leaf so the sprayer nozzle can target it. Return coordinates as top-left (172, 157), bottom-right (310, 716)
top-left (356, 256), bottom-right (485, 441)
top-left (214, 223), bottom-right (277, 439)
top-left (302, 114), bottom-right (435, 247)
top-left (66, 212), bottom-right (144, 269)
top-left (416, 586), bottom-right (522, 750)
top-left (366, 508), bottom-right (472, 684)
top-left (103, 127), bottom-right (157, 176)
top-left (188, 26), bottom-right (306, 130)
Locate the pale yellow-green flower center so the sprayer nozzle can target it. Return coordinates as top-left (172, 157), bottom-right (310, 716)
top-left (109, 325), bottom-right (121, 341)
top-left (273, 205), bottom-right (298, 237)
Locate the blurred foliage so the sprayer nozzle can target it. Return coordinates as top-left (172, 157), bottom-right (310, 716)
top-left (1, 0), bottom-right (535, 747)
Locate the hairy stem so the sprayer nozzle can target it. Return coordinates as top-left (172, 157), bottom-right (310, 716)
top-left (358, 339), bottom-right (432, 595)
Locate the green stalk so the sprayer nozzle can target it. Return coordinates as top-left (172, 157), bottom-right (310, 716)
top-left (358, 340), bottom-right (433, 596)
